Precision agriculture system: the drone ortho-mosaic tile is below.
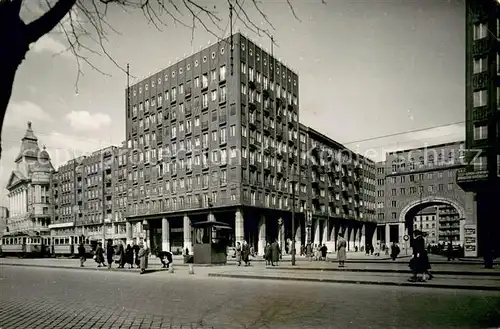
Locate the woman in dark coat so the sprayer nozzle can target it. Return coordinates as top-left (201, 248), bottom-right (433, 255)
top-left (133, 243), bottom-right (140, 267)
top-left (106, 239), bottom-right (114, 269)
top-left (117, 243), bottom-right (126, 268)
top-left (264, 242), bottom-right (271, 266)
top-left (270, 240), bottom-right (281, 266)
top-left (94, 242), bottom-right (105, 267)
top-left (408, 230), bottom-right (432, 282)
top-left (125, 244), bottom-right (134, 268)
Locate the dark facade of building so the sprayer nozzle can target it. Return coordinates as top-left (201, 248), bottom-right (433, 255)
top-left (124, 33), bottom-right (377, 255)
top-left (457, 0), bottom-right (500, 257)
top-left (375, 141), bottom-right (473, 253)
top-left (50, 146), bottom-right (128, 242)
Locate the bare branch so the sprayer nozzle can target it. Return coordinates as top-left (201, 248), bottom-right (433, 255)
top-left (26, 0), bottom-right (77, 43)
top-left (286, 0), bottom-right (301, 22)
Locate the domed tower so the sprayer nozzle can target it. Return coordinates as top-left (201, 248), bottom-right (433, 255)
top-left (5, 121), bottom-right (54, 236)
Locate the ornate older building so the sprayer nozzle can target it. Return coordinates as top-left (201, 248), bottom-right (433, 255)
top-left (5, 122), bottom-right (54, 236)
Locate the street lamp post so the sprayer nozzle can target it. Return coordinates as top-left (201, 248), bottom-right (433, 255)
top-left (102, 169), bottom-right (106, 245)
top-left (291, 173), bottom-right (297, 266)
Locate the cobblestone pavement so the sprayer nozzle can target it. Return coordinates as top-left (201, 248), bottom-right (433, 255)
top-left (1, 266), bottom-right (500, 329)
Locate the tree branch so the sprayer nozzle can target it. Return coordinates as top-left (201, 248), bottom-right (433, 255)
top-left (25, 0), bottom-right (77, 43)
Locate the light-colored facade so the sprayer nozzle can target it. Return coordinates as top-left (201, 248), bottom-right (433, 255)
top-left (5, 122), bottom-right (54, 236)
top-left (0, 206), bottom-right (8, 237)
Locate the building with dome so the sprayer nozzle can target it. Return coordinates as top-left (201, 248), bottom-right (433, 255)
top-left (5, 121), bottom-right (54, 236)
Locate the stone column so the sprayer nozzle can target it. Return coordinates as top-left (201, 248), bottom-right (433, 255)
top-left (348, 226), bottom-right (355, 251)
top-left (183, 214), bottom-right (192, 255)
top-left (322, 220), bottom-right (328, 243)
top-left (313, 221), bottom-right (320, 245)
top-left (359, 224), bottom-right (366, 251)
top-left (385, 223), bottom-right (390, 244)
top-left (459, 218), bottom-right (465, 246)
top-left (126, 221), bottom-right (133, 245)
top-left (294, 223), bottom-right (301, 254)
top-left (23, 189), bottom-right (27, 213)
top-left (372, 225), bottom-right (378, 247)
top-left (235, 208), bottom-right (244, 246)
top-left (162, 217), bottom-right (170, 252)
top-left (258, 215), bottom-right (266, 256)
top-left (278, 217), bottom-right (284, 253)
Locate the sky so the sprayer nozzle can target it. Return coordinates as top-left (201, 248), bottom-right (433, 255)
top-left (0, 0), bottom-right (466, 206)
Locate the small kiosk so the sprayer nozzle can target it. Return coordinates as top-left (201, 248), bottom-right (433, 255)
top-left (192, 220), bottom-right (232, 265)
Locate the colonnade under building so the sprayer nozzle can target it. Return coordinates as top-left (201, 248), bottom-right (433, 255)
top-left (125, 207), bottom-right (377, 255)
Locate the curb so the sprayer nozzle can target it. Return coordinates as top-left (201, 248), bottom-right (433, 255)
top-left (207, 273), bottom-right (500, 291)
top-left (268, 267), bottom-right (500, 277)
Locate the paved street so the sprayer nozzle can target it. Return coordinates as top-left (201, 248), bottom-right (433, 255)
top-left (1, 266), bottom-right (499, 329)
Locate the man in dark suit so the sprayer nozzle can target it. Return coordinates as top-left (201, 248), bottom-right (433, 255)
top-left (156, 246), bottom-right (173, 268)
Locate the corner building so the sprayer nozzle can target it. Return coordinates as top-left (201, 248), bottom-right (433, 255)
top-left (125, 33), bottom-right (376, 254)
top-left (456, 0), bottom-right (500, 257)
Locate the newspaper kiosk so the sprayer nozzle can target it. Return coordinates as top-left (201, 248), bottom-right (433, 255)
top-left (192, 221), bottom-right (231, 265)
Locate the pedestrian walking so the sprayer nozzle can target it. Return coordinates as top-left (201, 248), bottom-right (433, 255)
top-left (270, 239), bottom-right (281, 266)
top-left (78, 243), bottom-right (86, 267)
top-left (306, 243), bottom-right (313, 262)
top-left (94, 242), bottom-right (105, 267)
top-left (390, 242), bottom-right (400, 261)
top-left (408, 230), bottom-right (433, 282)
top-left (138, 242), bottom-right (149, 274)
top-left (125, 244), bottom-right (134, 269)
top-left (117, 242), bottom-right (125, 268)
top-left (235, 242), bottom-right (242, 266)
top-left (446, 241), bottom-right (454, 261)
top-left (320, 244), bottom-right (328, 261)
top-left (156, 246), bottom-right (173, 268)
top-left (336, 233), bottom-right (347, 267)
top-left (106, 239), bottom-right (114, 269)
top-left (133, 243), bottom-right (140, 268)
top-left (264, 242), bottom-right (271, 265)
top-left (242, 240), bottom-right (250, 266)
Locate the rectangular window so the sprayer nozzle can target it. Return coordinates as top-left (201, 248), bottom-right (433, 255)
top-left (473, 23), bottom-right (487, 40)
top-left (473, 125), bottom-right (488, 140)
top-left (473, 90), bottom-right (488, 107)
top-left (219, 65), bottom-right (226, 81)
top-left (473, 57), bottom-right (488, 74)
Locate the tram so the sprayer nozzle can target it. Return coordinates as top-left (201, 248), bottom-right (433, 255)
top-left (0, 233), bottom-right (47, 258)
top-left (0, 234), bottom-right (96, 258)
top-left (51, 235), bottom-right (95, 258)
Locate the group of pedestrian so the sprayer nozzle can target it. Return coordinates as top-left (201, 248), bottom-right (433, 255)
top-left (263, 240), bottom-right (281, 266)
top-left (77, 239), bottom-right (152, 274)
top-left (235, 240), bottom-right (252, 266)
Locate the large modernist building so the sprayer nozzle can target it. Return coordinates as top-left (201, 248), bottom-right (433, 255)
top-left (49, 145), bottom-right (128, 242)
top-left (5, 122), bottom-right (54, 236)
top-left (124, 32), bottom-right (377, 255)
top-left (457, 0), bottom-right (500, 257)
top-left (375, 141), bottom-right (475, 252)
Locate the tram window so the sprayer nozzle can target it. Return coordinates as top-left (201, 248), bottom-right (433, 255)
top-left (65, 238), bottom-right (69, 244)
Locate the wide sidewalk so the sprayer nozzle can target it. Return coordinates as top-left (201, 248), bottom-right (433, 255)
top-left (1, 256), bottom-right (498, 291)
